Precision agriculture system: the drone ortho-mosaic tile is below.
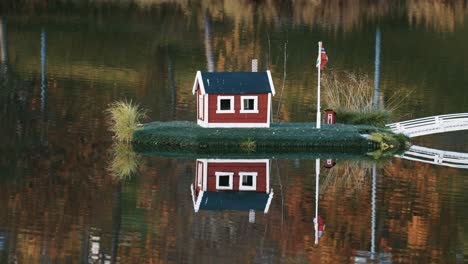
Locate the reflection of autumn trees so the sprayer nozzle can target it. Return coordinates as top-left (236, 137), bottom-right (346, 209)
top-left (407, 0), bottom-right (467, 32)
top-left (0, 75), bottom-right (119, 262)
top-left (4, 0), bottom-right (467, 32)
top-left (1, 153), bottom-right (465, 262)
top-left (381, 159), bottom-right (464, 263)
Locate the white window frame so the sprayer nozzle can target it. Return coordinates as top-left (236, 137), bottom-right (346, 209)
top-left (216, 96), bottom-right (235, 114)
top-left (240, 96), bottom-right (259, 113)
top-left (239, 172), bottom-right (257, 191)
top-left (215, 172), bottom-right (234, 190)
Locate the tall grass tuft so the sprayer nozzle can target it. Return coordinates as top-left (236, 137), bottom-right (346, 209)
top-left (322, 71), bottom-right (411, 126)
top-left (106, 100), bottom-right (147, 142)
top-left (322, 71), bottom-right (374, 112)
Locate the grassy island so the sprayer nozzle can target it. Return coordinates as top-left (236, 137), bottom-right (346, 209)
top-left (131, 121), bottom-right (408, 156)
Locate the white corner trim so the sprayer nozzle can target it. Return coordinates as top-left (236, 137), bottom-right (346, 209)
top-left (215, 172), bottom-right (234, 190)
top-left (190, 183), bottom-right (196, 207)
top-left (197, 119), bottom-right (206, 127)
top-left (204, 94), bottom-right (209, 122)
top-left (240, 95), bottom-right (259, 113)
top-left (197, 161), bottom-right (203, 188)
top-left (266, 159), bottom-right (270, 192)
top-left (267, 93), bottom-right (271, 126)
top-left (266, 70), bottom-right (276, 96)
top-left (264, 190), bottom-right (274, 213)
top-left (195, 191), bottom-right (204, 213)
top-left (216, 95), bottom-right (235, 113)
top-left (203, 160), bottom-right (208, 191)
top-left (191, 184), bottom-right (204, 212)
top-left (239, 172), bottom-right (258, 191)
top-left (197, 95), bottom-right (209, 127)
top-left (192, 71), bottom-right (206, 95)
top-left (197, 93), bottom-right (203, 120)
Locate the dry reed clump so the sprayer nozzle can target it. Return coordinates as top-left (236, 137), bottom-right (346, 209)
top-left (321, 71), bottom-right (413, 126)
top-left (322, 71), bottom-right (375, 112)
top-left (320, 160), bottom-right (373, 194)
top-left (108, 141), bottom-right (140, 180)
top-left (106, 100), bottom-right (147, 142)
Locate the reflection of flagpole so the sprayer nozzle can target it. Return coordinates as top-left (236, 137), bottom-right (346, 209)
top-left (41, 29), bottom-right (46, 113)
top-left (371, 163), bottom-right (377, 258)
top-left (316, 42), bottom-right (322, 129)
top-left (168, 57), bottom-right (176, 119)
top-left (315, 158), bottom-right (320, 244)
top-left (0, 17), bottom-right (7, 64)
top-left (204, 10), bottom-right (214, 72)
top-left (373, 28), bottom-right (381, 110)
top-left (111, 182), bottom-right (122, 263)
top-left (0, 17), bottom-right (8, 77)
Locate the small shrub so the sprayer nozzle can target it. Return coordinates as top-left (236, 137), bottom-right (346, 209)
top-left (106, 100), bottom-right (147, 142)
top-left (240, 138), bottom-right (256, 152)
top-left (368, 131), bottom-right (410, 152)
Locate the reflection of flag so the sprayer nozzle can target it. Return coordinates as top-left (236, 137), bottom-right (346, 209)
top-left (316, 44), bottom-right (328, 70)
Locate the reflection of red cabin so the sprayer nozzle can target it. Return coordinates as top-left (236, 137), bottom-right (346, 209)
top-left (192, 71), bottom-right (276, 128)
top-left (190, 159), bottom-right (273, 213)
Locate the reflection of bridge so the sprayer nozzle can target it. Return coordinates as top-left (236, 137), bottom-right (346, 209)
top-left (398, 145), bottom-right (468, 169)
top-left (386, 113), bottom-right (468, 138)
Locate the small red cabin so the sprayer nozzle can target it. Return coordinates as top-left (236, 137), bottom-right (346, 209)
top-left (190, 159), bottom-right (274, 213)
top-left (192, 71), bottom-right (276, 128)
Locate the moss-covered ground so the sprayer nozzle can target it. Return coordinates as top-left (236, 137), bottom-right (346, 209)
top-left (132, 121), bottom-right (409, 156)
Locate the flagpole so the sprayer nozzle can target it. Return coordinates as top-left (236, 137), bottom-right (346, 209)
top-left (314, 158), bottom-right (320, 245)
top-left (316, 41), bottom-right (322, 129)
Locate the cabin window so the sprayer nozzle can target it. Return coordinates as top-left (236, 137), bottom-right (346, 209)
top-left (215, 172), bottom-right (234, 190)
top-left (239, 172), bottom-right (257, 190)
top-left (240, 96), bottom-right (259, 113)
top-left (216, 96), bottom-right (235, 113)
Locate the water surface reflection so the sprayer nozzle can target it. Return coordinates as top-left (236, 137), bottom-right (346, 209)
top-left (0, 1), bottom-right (467, 263)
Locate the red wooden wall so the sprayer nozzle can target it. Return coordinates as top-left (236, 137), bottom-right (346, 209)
top-left (207, 94), bottom-right (269, 123)
top-left (206, 162), bottom-right (267, 192)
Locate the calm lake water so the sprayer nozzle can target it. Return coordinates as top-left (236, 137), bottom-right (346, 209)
top-left (0, 1), bottom-right (467, 263)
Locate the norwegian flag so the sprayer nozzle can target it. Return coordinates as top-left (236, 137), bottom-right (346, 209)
top-left (316, 43), bottom-right (328, 70)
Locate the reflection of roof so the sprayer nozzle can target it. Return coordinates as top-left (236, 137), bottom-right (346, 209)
top-left (193, 71), bottom-right (276, 95)
top-left (199, 191), bottom-right (271, 211)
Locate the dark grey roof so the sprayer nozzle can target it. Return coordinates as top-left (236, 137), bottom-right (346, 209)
top-left (199, 192), bottom-right (270, 211)
top-left (200, 72), bottom-right (274, 94)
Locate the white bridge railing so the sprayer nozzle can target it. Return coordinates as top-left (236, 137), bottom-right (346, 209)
top-left (398, 145), bottom-right (468, 169)
top-left (386, 113), bottom-right (468, 138)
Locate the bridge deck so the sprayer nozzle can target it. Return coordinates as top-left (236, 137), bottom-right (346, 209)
top-left (386, 113), bottom-right (468, 138)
